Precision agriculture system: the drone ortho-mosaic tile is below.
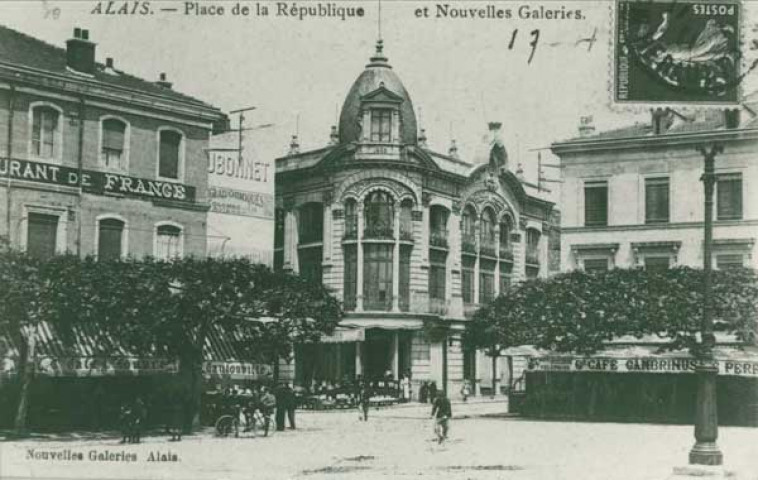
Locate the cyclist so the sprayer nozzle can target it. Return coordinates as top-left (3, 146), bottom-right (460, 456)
top-left (430, 392), bottom-right (452, 444)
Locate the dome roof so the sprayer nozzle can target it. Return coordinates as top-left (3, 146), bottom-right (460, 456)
top-left (338, 40), bottom-right (418, 145)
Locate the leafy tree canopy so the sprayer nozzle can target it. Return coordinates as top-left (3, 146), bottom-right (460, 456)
top-left (463, 267), bottom-right (758, 358)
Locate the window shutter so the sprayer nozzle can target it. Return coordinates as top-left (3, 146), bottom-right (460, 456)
top-left (584, 182), bottom-right (608, 226)
top-left (645, 178), bottom-right (669, 223)
top-left (159, 131), bottom-right (181, 179)
top-left (98, 219), bottom-right (124, 260)
top-left (717, 175), bottom-right (742, 220)
top-left (103, 119), bottom-right (126, 151)
top-left (27, 213), bottom-right (58, 259)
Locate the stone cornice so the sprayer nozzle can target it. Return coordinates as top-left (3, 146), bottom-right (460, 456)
top-left (551, 128), bottom-right (758, 155)
top-left (563, 219), bottom-right (758, 233)
top-left (0, 63), bottom-right (225, 124)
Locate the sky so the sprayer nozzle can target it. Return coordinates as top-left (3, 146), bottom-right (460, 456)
top-left (3, 0), bottom-right (757, 204)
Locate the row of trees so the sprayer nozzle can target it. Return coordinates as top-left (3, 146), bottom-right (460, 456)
top-left (463, 267), bottom-right (758, 383)
top-left (0, 252), bottom-right (342, 432)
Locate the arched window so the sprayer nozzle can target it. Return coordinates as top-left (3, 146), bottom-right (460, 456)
top-left (158, 129), bottom-right (183, 180)
top-left (399, 199), bottom-right (413, 241)
top-left (499, 216), bottom-right (513, 259)
top-left (155, 223), bottom-right (183, 260)
top-left (101, 117), bottom-right (128, 169)
top-left (364, 191), bottom-right (394, 239)
top-left (97, 217), bottom-right (126, 260)
top-left (480, 208), bottom-right (496, 257)
top-left (30, 104), bottom-right (61, 160)
top-left (526, 228), bottom-right (541, 268)
top-left (344, 199), bottom-right (358, 239)
top-left (461, 205), bottom-right (477, 254)
top-left (429, 205), bottom-right (449, 249)
top-left (298, 203), bottom-right (323, 245)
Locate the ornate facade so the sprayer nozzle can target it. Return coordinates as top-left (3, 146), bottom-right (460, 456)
top-left (274, 41), bottom-right (554, 398)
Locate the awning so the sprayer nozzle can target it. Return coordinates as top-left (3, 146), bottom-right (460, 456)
top-left (525, 344), bottom-right (758, 378)
top-left (341, 318), bottom-right (424, 330)
top-left (320, 327), bottom-right (365, 343)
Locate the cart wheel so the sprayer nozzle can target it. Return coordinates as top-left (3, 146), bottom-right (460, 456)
top-left (215, 415), bottom-right (236, 437)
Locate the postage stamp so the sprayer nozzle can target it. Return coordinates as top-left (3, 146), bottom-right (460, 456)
top-left (615, 0), bottom-right (742, 104)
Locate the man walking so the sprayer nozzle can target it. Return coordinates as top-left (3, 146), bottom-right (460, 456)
top-left (357, 380), bottom-right (371, 421)
top-left (260, 386), bottom-right (276, 436)
top-left (430, 392), bottom-right (452, 444)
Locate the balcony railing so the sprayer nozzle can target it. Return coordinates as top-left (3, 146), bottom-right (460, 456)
top-left (364, 225), bottom-right (394, 240)
top-left (480, 240), bottom-right (497, 258)
top-left (400, 226), bottom-right (414, 242)
top-left (463, 303), bottom-right (480, 318)
top-left (429, 298), bottom-right (448, 316)
top-left (462, 233), bottom-right (477, 254)
top-left (499, 245), bottom-right (514, 262)
top-left (430, 229), bottom-right (449, 249)
top-left (526, 250), bottom-right (540, 266)
top-left (363, 295), bottom-right (393, 312)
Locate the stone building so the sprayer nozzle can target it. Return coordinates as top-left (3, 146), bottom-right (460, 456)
top-left (274, 41), bottom-right (554, 398)
top-left (0, 26), bottom-right (226, 260)
top-left (552, 101), bottom-right (758, 273)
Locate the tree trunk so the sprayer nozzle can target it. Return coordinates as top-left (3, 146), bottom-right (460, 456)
top-left (14, 334), bottom-right (35, 434)
top-left (178, 355), bottom-right (203, 432)
top-left (273, 351), bottom-right (280, 384)
top-left (491, 353), bottom-right (497, 398)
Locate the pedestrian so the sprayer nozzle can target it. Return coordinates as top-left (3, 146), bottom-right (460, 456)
top-left (400, 373), bottom-right (411, 402)
top-left (284, 383), bottom-right (297, 429)
top-left (430, 391), bottom-right (452, 444)
top-left (169, 391), bottom-right (184, 442)
top-left (460, 380), bottom-right (471, 402)
top-left (260, 386), bottom-right (276, 436)
top-left (274, 383), bottom-right (287, 431)
top-left (132, 397), bottom-right (147, 444)
top-left (357, 380), bottom-right (371, 421)
top-left (428, 381), bottom-right (438, 403)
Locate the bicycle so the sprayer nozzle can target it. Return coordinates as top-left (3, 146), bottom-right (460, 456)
top-left (215, 406), bottom-right (260, 437)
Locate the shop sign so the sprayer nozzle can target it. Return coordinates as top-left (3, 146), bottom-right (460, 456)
top-left (1, 356), bottom-right (178, 376)
top-left (208, 186), bottom-right (274, 219)
top-left (0, 158), bottom-right (196, 203)
top-left (528, 356), bottom-right (758, 378)
top-left (320, 328), bottom-right (365, 343)
top-left (202, 361), bottom-right (273, 379)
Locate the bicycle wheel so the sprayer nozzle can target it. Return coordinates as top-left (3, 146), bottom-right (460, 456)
top-left (215, 415), bottom-right (235, 437)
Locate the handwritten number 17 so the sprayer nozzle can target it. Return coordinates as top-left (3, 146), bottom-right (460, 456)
top-left (508, 29), bottom-right (540, 64)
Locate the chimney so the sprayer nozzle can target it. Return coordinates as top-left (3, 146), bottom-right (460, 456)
top-left (289, 135), bottom-right (300, 155)
top-left (448, 139), bottom-right (459, 158)
top-left (725, 108), bottom-right (740, 129)
top-left (105, 57), bottom-right (114, 69)
top-left (651, 108), bottom-right (674, 135)
top-left (578, 116), bottom-right (595, 137)
top-left (417, 128), bottom-right (428, 148)
top-left (329, 125), bottom-right (339, 145)
top-left (66, 27), bottom-right (96, 75)
top-left (156, 72), bottom-right (173, 89)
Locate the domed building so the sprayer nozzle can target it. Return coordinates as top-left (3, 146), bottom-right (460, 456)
top-left (274, 40), bottom-right (555, 399)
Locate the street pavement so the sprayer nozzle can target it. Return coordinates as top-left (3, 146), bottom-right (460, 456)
top-left (1, 399), bottom-right (757, 480)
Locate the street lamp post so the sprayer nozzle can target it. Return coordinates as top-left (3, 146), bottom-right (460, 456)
top-left (689, 144), bottom-right (724, 466)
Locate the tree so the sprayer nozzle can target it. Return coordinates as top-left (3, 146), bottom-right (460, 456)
top-left (0, 252), bottom-right (45, 433)
top-left (237, 270), bottom-right (342, 382)
top-left (463, 267), bottom-right (758, 359)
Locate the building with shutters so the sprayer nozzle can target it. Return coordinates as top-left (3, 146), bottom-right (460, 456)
top-left (551, 100), bottom-right (758, 273)
top-left (274, 40), bottom-right (555, 398)
top-left (0, 25), bottom-right (227, 260)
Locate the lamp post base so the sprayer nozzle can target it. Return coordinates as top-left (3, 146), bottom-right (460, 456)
top-left (689, 443), bottom-right (724, 466)
top-left (668, 465), bottom-right (736, 480)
